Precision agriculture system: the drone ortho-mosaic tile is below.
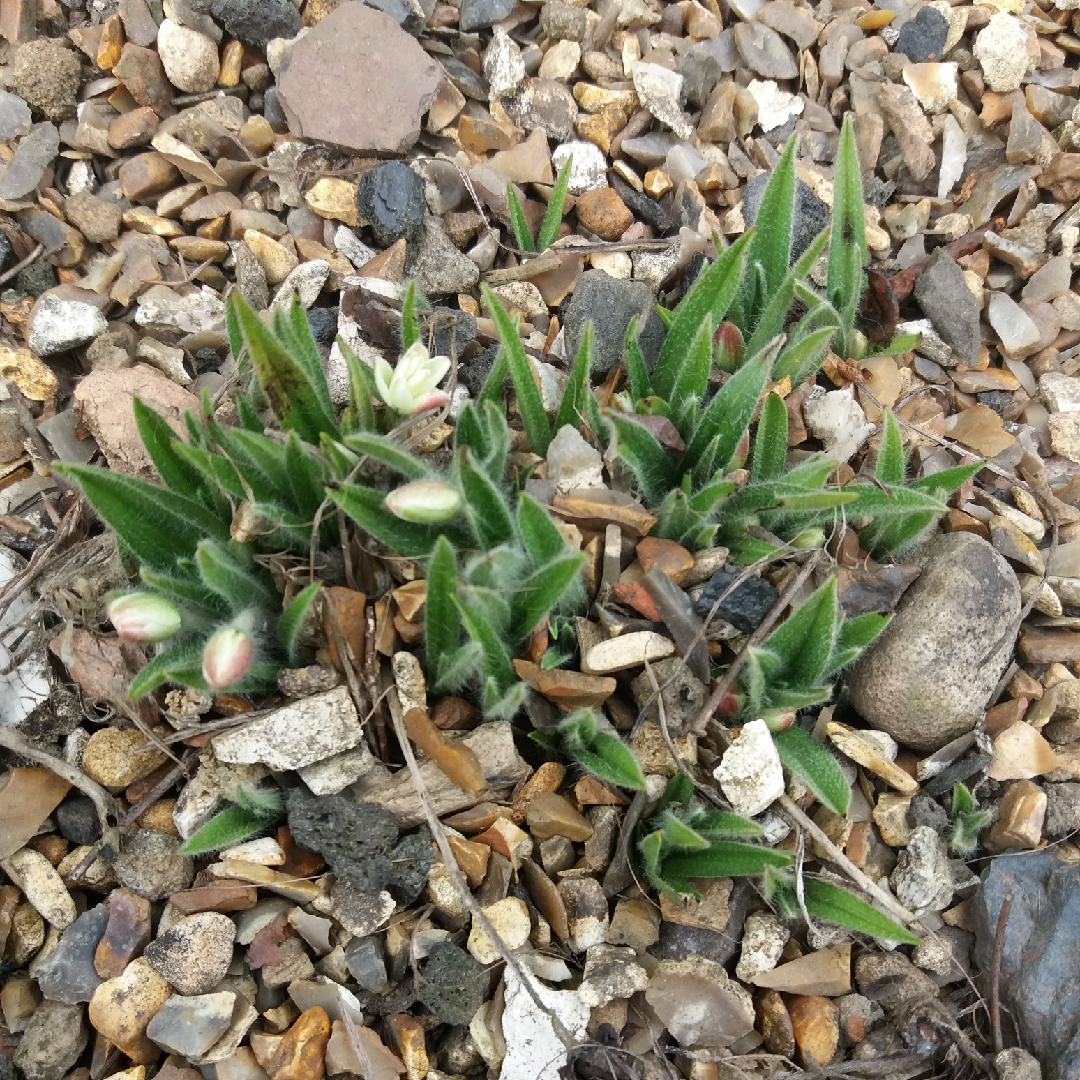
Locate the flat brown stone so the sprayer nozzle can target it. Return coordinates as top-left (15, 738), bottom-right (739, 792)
top-left (108, 106), bottom-right (159, 150)
top-left (789, 995), bottom-right (840, 1068)
top-left (118, 152), bottom-right (181, 202)
top-left (114, 44), bottom-right (174, 115)
top-left (277, 3), bottom-right (443, 154)
top-left (168, 884), bottom-right (259, 915)
top-left (513, 658), bottom-right (616, 708)
top-left (267, 1006), bottom-right (331, 1080)
top-left (94, 888), bottom-right (151, 980)
top-left (575, 187), bottom-right (634, 241)
top-left (1019, 629), bottom-right (1080, 663)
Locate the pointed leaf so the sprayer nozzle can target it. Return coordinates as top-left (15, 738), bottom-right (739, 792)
top-left (554, 322), bottom-right (594, 433)
top-left (279, 582), bottom-right (320, 665)
top-left (425, 535), bottom-right (460, 686)
top-left (483, 287), bottom-right (552, 456)
top-left (458, 447), bottom-right (515, 549)
top-left (341, 431), bottom-right (430, 479)
top-left (803, 878), bottom-right (919, 944)
top-left (652, 231), bottom-right (753, 401)
top-left (518, 492), bottom-right (569, 567)
top-left (132, 398), bottom-right (205, 503)
top-left (827, 115), bottom-right (867, 318)
top-left (748, 136), bottom-right (798, 298)
top-left (579, 732), bottom-right (646, 790)
top-left (506, 183), bottom-right (535, 252)
top-left (54, 464), bottom-right (229, 570)
top-left (509, 551), bottom-right (586, 642)
top-left (773, 725), bottom-right (850, 816)
top-left (624, 317), bottom-right (651, 402)
top-left (683, 337), bottom-right (779, 474)
top-left (752, 392), bottom-right (788, 482)
top-left (663, 841), bottom-right (793, 879)
top-left (454, 594), bottom-right (516, 703)
top-left (196, 540), bottom-right (279, 612)
top-left (229, 293), bottom-right (339, 444)
top-left (875, 410), bottom-right (906, 485)
top-left (661, 811), bottom-right (710, 850)
top-left (127, 636), bottom-right (208, 698)
top-left (605, 412), bottom-right (677, 507)
top-left (538, 155), bottom-right (573, 251)
top-left (669, 315), bottom-right (713, 416)
top-left (692, 810), bottom-right (763, 838)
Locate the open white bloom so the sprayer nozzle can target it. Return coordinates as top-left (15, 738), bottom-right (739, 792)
top-left (373, 341), bottom-right (451, 415)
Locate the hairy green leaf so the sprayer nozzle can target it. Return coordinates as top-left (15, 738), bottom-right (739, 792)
top-left (179, 787), bottom-right (284, 855)
top-left (875, 410), bottom-right (906, 485)
top-left (279, 582), bottom-right (320, 666)
top-left (773, 725), bottom-right (850, 816)
top-left (426, 535), bottom-right (460, 687)
top-left (652, 231), bottom-right (753, 401)
top-left (458, 447), bottom-right (515, 549)
top-left (747, 136), bottom-right (798, 301)
top-left (555, 323), bottom-right (594, 434)
top-left (55, 464), bottom-right (229, 570)
top-left (827, 115), bottom-right (867, 324)
top-left (624, 317), bottom-right (651, 403)
top-left (670, 315), bottom-right (713, 420)
top-left (509, 552), bottom-right (586, 642)
top-left (803, 878), bottom-right (919, 944)
top-left (578, 732), bottom-right (647, 790)
top-left (483, 287), bottom-right (552, 456)
top-left (401, 280), bottom-right (420, 350)
top-left (341, 431), bottom-right (431, 480)
top-left (454, 595), bottom-right (516, 703)
top-left (506, 183), bottom-right (535, 252)
top-left (752, 392), bottom-right (788, 482)
top-left (196, 540), bottom-right (278, 612)
top-left (606, 412), bottom-right (677, 507)
top-left (663, 841), bottom-right (793, 879)
top-left (127, 636), bottom-right (208, 698)
top-left (538, 155), bottom-right (573, 251)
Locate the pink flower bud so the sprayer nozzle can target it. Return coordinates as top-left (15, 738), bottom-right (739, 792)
top-left (385, 479), bottom-right (463, 524)
top-left (714, 321), bottom-right (744, 372)
top-left (107, 593), bottom-right (182, 643)
top-left (412, 390), bottom-right (451, 414)
top-left (202, 627), bottom-right (255, 689)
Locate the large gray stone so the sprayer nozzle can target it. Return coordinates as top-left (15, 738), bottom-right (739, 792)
top-left (972, 851), bottom-right (1080, 1080)
top-left (34, 903), bottom-right (108, 1004)
top-left (846, 532), bottom-right (1020, 751)
top-left (913, 247), bottom-right (982, 364)
top-left (12, 1000), bottom-right (88, 1080)
top-left (562, 270), bottom-right (665, 378)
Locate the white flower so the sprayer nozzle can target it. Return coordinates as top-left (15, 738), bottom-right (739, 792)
top-left (373, 341), bottom-right (451, 415)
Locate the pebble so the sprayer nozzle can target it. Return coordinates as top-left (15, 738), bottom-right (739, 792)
top-left (826, 723), bottom-right (917, 796)
top-left (736, 911), bottom-right (790, 983)
top-left (277, 5), bottom-right (442, 154)
top-left (266, 1006), bottom-right (331, 1080)
top-left (985, 779), bottom-right (1046, 850)
top-left (1, 847), bottom-right (76, 929)
top-left (575, 188), bottom-right (634, 240)
top-left (974, 13), bottom-right (1030, 92)
top-left (646, 956), bottom-right (756, 1048)
top-left (115, 829), bottom-right (194, 901)
top-left (12, 999), bottom-right (88, 1080)
top-left (12, 39), bottom-right (80, 121)
top-left (848, 533), bottom-right (1021, 752)
top-left (577, 944), bottom-right (650, 1007)
top-left (803, 386), bottom-right (875, 463)
top-left (95, 888), bottom-right (153, 979)
top-left (82, 727), bottom-right (168, 789)
top-left (632, 62), bottom-right (693, 141)
top-left (29, 294), bottom-right (108, 357)
top-left (734, 20), bottom-right (799, 79)
top-left (890, 825), bottom-right (954, 915)
top-left (0, 123), bottom-right (60, 201)
top-left (356, 161), bottom-right (427, 247)
top-left (558, 876), bottom-right (609, 951)
top-left (212, 687), bottom-right (363, 771)
top-left (405, 217), bottom-right (481, 296)
top-left (157, 20), bottom-right (220, 93)
top-left (526, 792), bottom-right (594, 841)
top-left (790, 996), bottom-right (840, 1068)
top-left (752, 945), bottom-right (853, 996)
top-left (89, 957), bottom-right (173, 1063)
top-left (989, 292), bottom-right (1041, 355)
top-left (553, 140), bottom-right (608, 194)
top-left (913, 248), bottom-right (981, 364)
top-left (895, 6), bottom-right (949, 61)
top-left (145, 911), bottom-right (238, 995)
top-left (581, 631), bottom-right (675, 673)
top-left (146, 992), bottom-right (237, 1058)
top-left (500, 965), bottom-right (589, 1080)
top-left (714, 719), bottom-right (786, 818)
top-left (34, 902), bottom-right (108, 1003)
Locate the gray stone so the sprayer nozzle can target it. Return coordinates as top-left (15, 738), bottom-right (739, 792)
top-left (542, 1), bottom-right (587, 41)
top-left (847, 533), bottom-right (1021, 752)
top-left (286, 788), bottom-right (399, 894)
top-left (732, 21), bottom-right (798, 80)
top-left (356, 161), bottom-right (427, 247)
top-left (144, 911), bottom-right (237, 995)
top-left (743, 174), bottom-right (829, 265)
top-left (971, 851), bottom-right (1080, 1080)
top-left (120, 0), bottom-right (162, 48)
top-left (415, 941), bottom-right (487, 1025)
top-left (502, 78), bottom-right (578, 141)
top-left (459, 0), bottom-right (515, 31)
top-left (114, 829), bottom-right (194, 900)
top-left (630, 657), bottom-right (707, 734)
top-left (995, 1050), bottom-right (1044, 1080)
top-left (0, 123), bottom-right (59, 201)
top-left (0, 91), bottom-right (32, 143)
top-left (203, 0), bottom-right (299, 47)
top-left (913, 247), bottom-right (981, 364)
top-left (29, 294), bottom-right (108, 356)
top-left (1044, 783), bottom-right (1080, 840)
top-left (35, 903), bottom-right (108, 1004)
top-left (344, 935), bottom-right (389, 994)
top-left (12, 1000), bottom-right (88, 1080)
top-left (404, 217), bottom-right (481, 296)
top-left (562, 269), bottom-right (665, 377)
top-left (56, 793), bottom-right (102, 846)
top-left (895, 5), bottom-right (949, 62)
top-left (889, 825), bottom-right (953, 915)
top-left (693, 562), bottom-right (778, 634)
top-left (234, 240), bottom-right (269, 310)
top-left (146, 992), bottom-right (237, 1057)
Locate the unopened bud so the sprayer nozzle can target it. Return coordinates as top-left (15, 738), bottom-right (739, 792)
top-left (108, 593), bottom-right (182, 643)
top-left (714, 321), bottom-right (744, 372)
top-left (791, 527), bottom-right (826, 549)
top-left (202, 627), bottom-right (255, 690)
top-left (385, 479), bottom-right (463, 524)
top-left (761, 709), bottom-right (796, 732)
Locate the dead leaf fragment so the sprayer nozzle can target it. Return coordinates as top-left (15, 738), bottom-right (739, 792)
top-left (403, 708), bottom-right (487, 795)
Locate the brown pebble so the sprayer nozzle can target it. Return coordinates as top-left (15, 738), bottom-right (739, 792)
top-left (94, 887), bottom-right (152, 980)
top-left (636, 536), bottom-right (695, 584)
top-left (526, 791), bottom-right (594, 842)
top-left (267, 1006), bottom-right (331, 1080)
top-left (1020, 629), bottom-right (1080, 664)
top-left (168, 884), bottom-right (259, 915)
top-left (108, 106), bottom-right (160, 150)
top-left (119, 152), bottom-right (181, 202)
top-left (756, 990), bottom-right (795, 1057)
top-left (789, 995), bottom-right (840, 1068)
top-left (575, 188), bottom-right (634, 241)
